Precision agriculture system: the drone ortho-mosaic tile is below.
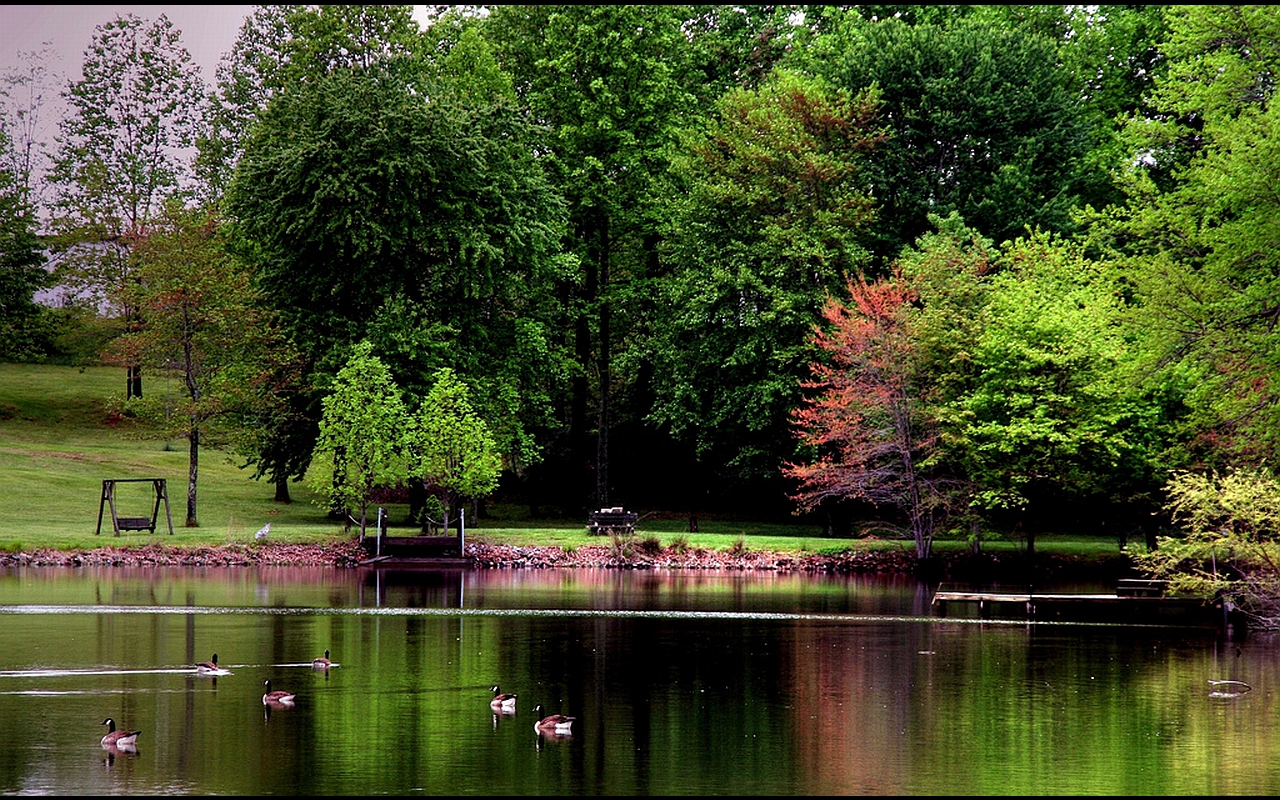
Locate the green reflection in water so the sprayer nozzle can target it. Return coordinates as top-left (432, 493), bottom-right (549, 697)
top-left (0, 567), bottom-right (1275, 795)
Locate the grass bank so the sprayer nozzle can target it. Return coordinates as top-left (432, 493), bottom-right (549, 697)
top-left (0, 363), bottom-right (1134, 565)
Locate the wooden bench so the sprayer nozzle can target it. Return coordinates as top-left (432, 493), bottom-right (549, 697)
top-left (588, 508), bottom-right (638, 536)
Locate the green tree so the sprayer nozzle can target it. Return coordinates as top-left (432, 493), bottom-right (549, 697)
top-left (310, 341), bottom-right (410, 538)
top-left (227, 63), bottom-right (568, 476)
top-left (484, 4), bottom-right (698, 510)
top-left (1137, 467), bottom-right (1280, 629)
top-left (0, 123), bottom-right (51, 362)
top-left (102, 203), bottom-right (281, 527)
top-left (940, 230), bottom-right (1166, 548)
top-left (798, 13), bottom-right (1091, 267)
top-left (196, 4), bottom-right (299, 201)
top-left (47, 12), bottom-right (207, 397)
top-left (407, 367), bottom-right (501, 533)
top-left (651, 70), bottom-right (883, 498)
top-left (1100, 5), bottom-right (1280, 468)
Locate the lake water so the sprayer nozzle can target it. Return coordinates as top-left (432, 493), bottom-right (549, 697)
top-left (0, 565), bottom-right (1276, 795)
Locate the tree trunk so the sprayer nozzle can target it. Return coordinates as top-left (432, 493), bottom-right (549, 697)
top-left (186, 426), bottom-right (199, 527)
top-left (273, 475), bottom-right (292, 503)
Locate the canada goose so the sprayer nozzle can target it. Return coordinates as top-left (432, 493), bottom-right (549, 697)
top-left (490, 685), bottom-right (517, 712)
top-left (532, 705), bottom-right (575, 736)
top-left (262, 679), bottom-right (296, 706)
top-left (195, 653), bottom-right (230, 675)
top-left (312, 649), bottom-right (335, 669)
top-left (100, 718), bottom-right (141, 747)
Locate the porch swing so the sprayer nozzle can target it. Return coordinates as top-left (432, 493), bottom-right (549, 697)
top-left (95, 478), bottom-right (175, 536)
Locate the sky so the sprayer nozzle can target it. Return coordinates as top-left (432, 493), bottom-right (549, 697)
top-left (0, 5), bottom-right (256, 84)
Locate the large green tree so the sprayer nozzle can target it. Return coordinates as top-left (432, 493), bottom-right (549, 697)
top-left (47, 12), bottom-right (207, 397)
top-left (651, 69), bottom-right (883, 502)
top-left (1100, 5), bottom-right (1280, 469)
top-left (797, 12), bottom-right (1091, 268)
top-left (484, 4), bottom-right (698, 512)
top-left (227, 63), bottom-right (568, 476)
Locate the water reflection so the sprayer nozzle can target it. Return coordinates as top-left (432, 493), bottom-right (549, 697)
top-left (0, 565), bottom-right (1275, 795)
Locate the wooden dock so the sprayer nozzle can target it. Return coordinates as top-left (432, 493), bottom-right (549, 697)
top-left (932, 582), bottom-right (1242, 633)
top-left (359, 535), bottom-right (473, 567)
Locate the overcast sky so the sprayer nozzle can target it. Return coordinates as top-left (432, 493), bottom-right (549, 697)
top-left (0, 5), bottom-right (256, 85)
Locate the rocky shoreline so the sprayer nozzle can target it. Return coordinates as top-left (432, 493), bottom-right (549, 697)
top-left (0, 540), bottom-right (1137, 581)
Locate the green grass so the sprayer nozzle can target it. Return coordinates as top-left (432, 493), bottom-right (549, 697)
top-left (0, 363), bottom-right (1133, 559)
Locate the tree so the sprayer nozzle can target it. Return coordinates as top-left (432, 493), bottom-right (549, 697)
top-left (484, 4), bottom-right (698, 511)
top-left (227, 61), bottom-right (568, 489)
top-left (651, 69), bottom-right (883, 505)
top-left (1136, 467), bottom-right (1280, 629)
top-left (785, 273), bottom-right (950, 560)
top-left (0, 123), bottom-right (52, 362)
top-left (309, 341), bottom-right (410, 539)
top-left (102, 203), bottom-right (281, 527)
top-left (1100, 5), bottom-right (1280, 469)
top-left (940, 230), bottom-right (1167, 547)
top-left (407, 368), bottom-right (501, 533)
top-left (195, 4), bottom-right (298, 201)
top-left (47, 12), bottom-right (207, 398)
top-left (797, 13), bottom-right (1091, 268)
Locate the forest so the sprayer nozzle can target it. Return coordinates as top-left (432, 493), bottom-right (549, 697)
top-left (1, 5), bottom-right (1278, 566)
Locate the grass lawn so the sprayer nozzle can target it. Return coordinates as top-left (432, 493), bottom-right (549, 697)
top-left (0, 363), bottom-right (1131, 560)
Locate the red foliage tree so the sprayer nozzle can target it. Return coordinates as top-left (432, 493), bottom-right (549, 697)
top-left (784, 273), bottom-right (951, 559)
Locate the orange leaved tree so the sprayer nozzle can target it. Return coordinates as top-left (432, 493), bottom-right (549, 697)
top-left (784, 273), bottom-right (955, 561)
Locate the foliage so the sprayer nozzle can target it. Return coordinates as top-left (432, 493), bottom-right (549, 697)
top-left (1101, 5), bottom-right (1280, 469)
top-left (47, 12), bottom-right (207, 308)
top-left (227, 64), bottom-right (569, 474)
top-left (784, 273), bottom-right (950, 560)
top-left (0, 125), bottom-right (52, 362)
top-left (483, 4), bottom-right (699, 510)
top-left (309, 341), bottom-right (410, 538)
top-left (653, 69), bottom-right (884, 487)
top-left (943, 231), bottom-right (1166, 519)
top-left (798, 13), bottom-right (1091, 268)
top-left (1136, 467), bottom-right (1280, 628)
top-left (101, 203), bottom-right (282, 526)
top-left (406, 368), bottom-right (501, 531)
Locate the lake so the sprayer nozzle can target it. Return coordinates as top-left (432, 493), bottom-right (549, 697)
top-left (0, 565), bottom-right (1275, 795)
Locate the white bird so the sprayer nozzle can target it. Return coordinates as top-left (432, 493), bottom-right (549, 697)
top-left (255, 523), bottom-right (271, 540)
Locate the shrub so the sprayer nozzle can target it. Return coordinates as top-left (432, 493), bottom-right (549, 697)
top-left (668, 535), bottom-right (689, 555)
top-left (638, 534), bottom-right (663, 555)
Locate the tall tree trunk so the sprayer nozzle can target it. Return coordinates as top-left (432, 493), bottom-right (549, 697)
top-left (596, 217), bottom-right (611, 509)
top-left (186, 426), bottom-right (199, 527)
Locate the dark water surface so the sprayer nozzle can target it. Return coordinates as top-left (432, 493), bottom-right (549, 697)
top-left (0, 566), bottom-right (1275, 795)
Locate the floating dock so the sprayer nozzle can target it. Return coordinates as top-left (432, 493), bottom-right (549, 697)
top-left (932, 580), bottom-right (1242, 633)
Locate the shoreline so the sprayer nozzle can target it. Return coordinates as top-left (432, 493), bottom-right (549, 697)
top-left (0, 540), bottom-right (1139, 582)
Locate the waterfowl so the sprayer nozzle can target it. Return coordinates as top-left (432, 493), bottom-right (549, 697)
top-left (490, 685), bottom-right (517, 712)
top-left (312, 649), bottom-right (334, 669)
top-left (532, 705), bottom-right (575, 736)
top-left (195, 653), bottom-right (230, 675)
top-left (100, 718), bottom-right (141, 748)
top-left (262, 679), bottom-right (296, 706)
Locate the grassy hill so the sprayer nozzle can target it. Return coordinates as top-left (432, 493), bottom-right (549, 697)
top-left (0, 362), bottom-right (1130, 560)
